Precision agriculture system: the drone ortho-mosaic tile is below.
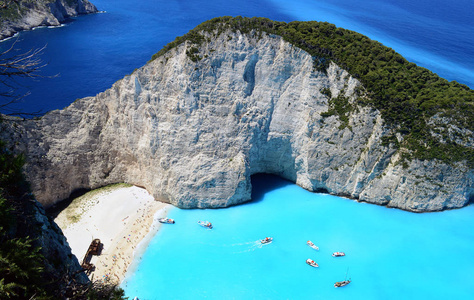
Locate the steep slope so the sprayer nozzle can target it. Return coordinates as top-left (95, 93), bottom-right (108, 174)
top-left (0, 141), bottom-right (87, 299)
top-left (1, 18), bottom-right (473, 212)
top-left (0, 0), bottom-right (97, 40)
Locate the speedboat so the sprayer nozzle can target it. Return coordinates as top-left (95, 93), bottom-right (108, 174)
top-left (306, 259), bottom-right (319, 268)
top-left (261, 237), bottom-right (273, 244)
top-left (307, 240), bottom-right (319, 250)
top-left (332, 252), bottom-right (345, 257)
top-left (158, 218), bottom-right (175, 224)
top-left (198, 221), bottom-right (213, 229)
top-left (334, 279), bottom-right (351, 288)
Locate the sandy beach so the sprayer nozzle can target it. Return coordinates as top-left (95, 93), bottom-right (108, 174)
top-left (54, 184), bottom-right (171, 284)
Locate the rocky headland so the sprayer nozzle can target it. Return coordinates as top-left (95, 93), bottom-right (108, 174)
top-left (1, 17), bottom-right (473, 212)
top-left (0, 0), bottom-right (97, 40)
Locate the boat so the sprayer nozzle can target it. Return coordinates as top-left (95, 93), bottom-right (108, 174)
top-left (334, 268), bottom-right (351, 288)
top-left (158, 218), bottom-right (175, 224)
top-left (88, 239), bottom-right (102, 255)
top-left (198, 221), bottom-right (213, 229)
top-left (306, 259), bottom-right (319, 268)
top-left (81, 239), bottom-right (102, 274)
top-left (261, 237), bottom-right (273, 244)
top-left (307, 240), bottom-right (319, 250)
top-left (332, 252), bottom-right (345, 257)
top-left (334, 279), bottom-right (351, 288)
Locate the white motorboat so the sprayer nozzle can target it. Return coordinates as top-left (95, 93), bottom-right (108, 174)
top-left (307, 240), bottom-right (319, 250)
top-left (306, 259), bottom-right (319, 268)
top-left (198, 220), bottom-right (213, 229)
top-left (158, 218), bottom-right (175, 224)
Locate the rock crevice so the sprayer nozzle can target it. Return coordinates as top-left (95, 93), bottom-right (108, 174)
top-left (2, 30), bottom-right (472, 212)
top-left (0, 0), bottom-right (98, 40)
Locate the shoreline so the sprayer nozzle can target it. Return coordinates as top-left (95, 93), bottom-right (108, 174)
top-left (0, 9), bottom-right (102, 42)
top-left (54, 184), bottom-right (171, 285)
top-left (122, 207), bottom-right (170, 284)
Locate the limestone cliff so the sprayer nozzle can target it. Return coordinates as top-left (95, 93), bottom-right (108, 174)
top-left (0, 0), bottom-right (97, 40)
top-left (29, 198), bottom-right (89, 285)
top-left (2, 28), bottom-right (473, 212)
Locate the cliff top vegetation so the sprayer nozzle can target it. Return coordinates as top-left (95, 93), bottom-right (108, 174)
top-left (0, 0), bottom-right (78, 21)
top-left (150, 16), bottom-right (473, 167)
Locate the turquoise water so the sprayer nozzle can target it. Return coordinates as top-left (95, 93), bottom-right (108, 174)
top-left (123, 175), bottom-right (474, 299)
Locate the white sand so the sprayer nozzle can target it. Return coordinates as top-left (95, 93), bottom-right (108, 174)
top-left (55, 184), bottom-right (171, 284)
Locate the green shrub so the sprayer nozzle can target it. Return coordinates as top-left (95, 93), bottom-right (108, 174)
top-left (150, 17), bottom-right (474, 167)
top-left (0, 139), bottom-right (127, 299)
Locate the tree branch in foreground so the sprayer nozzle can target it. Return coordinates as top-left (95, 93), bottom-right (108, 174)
top-left (0, 38), bottom-right (51, 117)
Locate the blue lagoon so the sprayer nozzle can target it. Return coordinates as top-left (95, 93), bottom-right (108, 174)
top-left (123, 175), bottom-right (474, 299)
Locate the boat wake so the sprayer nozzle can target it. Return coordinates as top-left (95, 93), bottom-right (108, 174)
top-left (231, 240), bottom-right (271, 254)
top-left (227, 241), bottom-right (260, 246)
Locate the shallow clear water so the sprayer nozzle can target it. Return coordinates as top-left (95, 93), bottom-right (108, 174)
top-left (123, 175), bottom-right (474, 299)
top-left (0, 0), bottom-right (472, 115)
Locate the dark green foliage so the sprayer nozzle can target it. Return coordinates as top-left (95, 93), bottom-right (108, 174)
top-left (186, 46), bottom-right (201, 62)
top-left (74, 282), bottom-right (127, 300)
top-left (381, 135), bottom-right (400, 149)
top-left (0, 139), bottom-right (127, 299)
top-left (321, 92), bottom-right (353, 130)
top-left (150, 32), bottom-right (204, 63)
top-left (0, 0), bottom-right (20, 20)
top-left (0, 141), bottom-right (25, 189)
top-left (320, 87), bottom-right (331, 98)
top-left (0, 227), bottom-right (46, 298)
top-left (150, 16), bottom-right (474, 166)
top-left (0, 0), bottom-right (91, 25)
top-left (0, 0), bottom-right (56, 21)
top-left (0, 140), bottom-right (48, 299)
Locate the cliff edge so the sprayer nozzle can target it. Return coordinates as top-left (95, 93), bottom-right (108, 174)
top-left (2, 18), bottom-right (473, 212)
top-left (0, 0), bottom-right (97, 40)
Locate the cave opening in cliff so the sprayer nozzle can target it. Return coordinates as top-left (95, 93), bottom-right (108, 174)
top-left (46, 187), bottom-right (90, 218)
top-left (250, 173), bottom-right (293, 203)
top-left (314, 187), bottom-right (329, 194)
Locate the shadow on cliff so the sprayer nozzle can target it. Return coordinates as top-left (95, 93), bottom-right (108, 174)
top-left (46, 188), bottom-right (90, 218)
top-left (250, 173), bottom-right (293, 204)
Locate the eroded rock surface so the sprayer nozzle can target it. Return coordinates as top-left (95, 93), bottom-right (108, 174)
top-left (2, 31), bottom-right (473, 211)
top-left (0, 0), bottom-right (97, 40)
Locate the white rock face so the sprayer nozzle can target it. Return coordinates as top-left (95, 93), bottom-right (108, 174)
top-left (2, 31), bottom-right (473, 211)
top-left (0, 0), bottom-right (97, 40)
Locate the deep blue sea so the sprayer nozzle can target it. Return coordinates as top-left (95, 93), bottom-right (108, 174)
top-left (0, 0), bottom-right (473, 114)
top-left (1, 1), bottom-right (473, 298)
